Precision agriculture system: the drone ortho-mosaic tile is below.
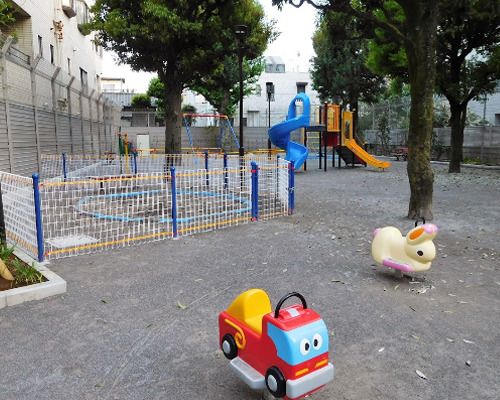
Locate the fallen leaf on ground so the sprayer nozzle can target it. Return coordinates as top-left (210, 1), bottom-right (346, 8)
top-left (411, 334), bottom-right (420, 340)
top-left (463, 339), bottom-right (474, 344)
top-left (416, 370), bottom-right (428, 380)
top-left (177, 301), bottom-right (188, 310)
top-left (446, 338), bottom-right (454, 343)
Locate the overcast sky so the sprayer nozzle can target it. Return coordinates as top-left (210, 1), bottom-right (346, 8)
top-left (101, 1), bottom-right (318, 92)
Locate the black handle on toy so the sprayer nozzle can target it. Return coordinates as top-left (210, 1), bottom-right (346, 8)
top-left (415, 218), bottom-right (426, 227)
top-left (274, 292), bottom-right (307, 318)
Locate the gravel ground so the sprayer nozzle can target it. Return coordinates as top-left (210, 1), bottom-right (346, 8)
top-left (1, 160), bottom-right (499, 400)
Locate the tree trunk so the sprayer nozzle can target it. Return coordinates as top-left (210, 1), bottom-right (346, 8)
top-left (448, 102), bottom-right (467, 173)
top-left (405, 3), bottom-right (439, 220)
top-left (160, 70), bottom-right (183, 154)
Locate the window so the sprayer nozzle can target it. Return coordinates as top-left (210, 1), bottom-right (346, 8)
top-left (38, 35), bottom-right (43, 57)
top-left (80, 67), bottom-right (88, 89)
top-left (67, 58), bottom-right (71, 75)
top-left (296, 82), bottom-right (307, 94)
top-left (247, 111), bottom-right (260, 127)
top-left (255, 84), bottom-right (262, 96)
top-left (275, 64), bottom-right (285, 73)
top-left (50, 44), bottom-right (54, 64)
top-left (265, 63), bottom-right (285, 73)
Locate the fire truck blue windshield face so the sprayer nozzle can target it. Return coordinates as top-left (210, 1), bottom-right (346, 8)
top-left (267, 319), bottom-right (329, 366)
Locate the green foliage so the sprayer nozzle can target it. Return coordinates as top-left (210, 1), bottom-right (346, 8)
top-left (0, 244), bottom-right (15, 262)
top-left (88, 0), bottom-right (274, 153)
top-left (433, 102), bottom-right (450, 128)
top-left (192, 57), bottom-right (266, 117)
top-left (311, 10), bottom-right (385, 106)
top-left (377, 112), bottom-right (391, 154)
top-left (10, 258), bottom-right (44, 286)
top-left (181, 104), bottom-right (197, 126)
top-left (0, 1), bottom-right (15, 29)
top-left (436, 0), bottom-right (500, 104)
top-left (431, 131), bottom-right (447, 160)
top-left (146, 77), bottom-right (165, 119)
top-left (131, 93), bottom-right (151, 108)
top-left (190, 0), bottom-right (275, 117)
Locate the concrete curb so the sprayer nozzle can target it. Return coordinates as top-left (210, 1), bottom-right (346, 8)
top-left (0, 250), bottom-right (66, 309)
top-left (377, 156), bottom-right (500, 170)
top-left (430, 160), bottom-right (500, 170)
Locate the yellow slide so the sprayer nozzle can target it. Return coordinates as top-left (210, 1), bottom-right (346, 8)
top-left (344, 139), bottom-right (391, 170)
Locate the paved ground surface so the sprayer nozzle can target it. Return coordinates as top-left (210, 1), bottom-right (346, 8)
top-left (1, 160), bottom-right (499, 400)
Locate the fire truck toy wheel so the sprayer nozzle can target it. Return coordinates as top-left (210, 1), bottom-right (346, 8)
top-left (265, 367), bottom-right (286, 398)
top-left (221, 334), bottom-right (238, 360)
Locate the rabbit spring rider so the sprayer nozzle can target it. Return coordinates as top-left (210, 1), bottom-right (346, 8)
top-left (371, 220), bottom-right (438, 273)
top-left (219, 289), bottom-right (334, 399)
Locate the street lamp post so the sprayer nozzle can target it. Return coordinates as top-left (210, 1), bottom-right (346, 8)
top-left (234, 24), bottom-right (248, 158)
top-left (266, 82), bottom-right (274, 154)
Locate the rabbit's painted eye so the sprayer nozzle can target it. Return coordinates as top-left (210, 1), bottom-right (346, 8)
top-left (417, 250), bottom-right (424, 256)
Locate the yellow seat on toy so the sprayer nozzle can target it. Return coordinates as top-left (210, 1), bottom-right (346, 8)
top-left (226, 289), bottom-right (272, 335)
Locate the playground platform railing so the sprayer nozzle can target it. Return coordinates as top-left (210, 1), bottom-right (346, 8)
top-left (2, 154), bottom-right (294, 261)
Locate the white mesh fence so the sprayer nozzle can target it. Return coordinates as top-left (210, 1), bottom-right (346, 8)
top-left (38, 155), bottom-right (291, 260)
top-left (0, 172), bottom-right (38, 259)
top-left (41, 173), bottom-right (172, 259)
top-left (3, 153), bottom-right (292, 260)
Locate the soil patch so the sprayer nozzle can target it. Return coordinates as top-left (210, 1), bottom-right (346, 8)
top-left (0, 254), bottom-right (46, 292)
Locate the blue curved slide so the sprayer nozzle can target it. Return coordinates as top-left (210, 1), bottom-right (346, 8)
top-left (268, 93), bottom-right (310, 170)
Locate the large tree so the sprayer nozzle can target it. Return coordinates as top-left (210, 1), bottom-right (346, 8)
top-left (274, 0), bottom-right (439, 220)
top-left (436, 0), bottom-right (500, 173)
top-left (310, 10), bottom-right (385, 126)
top-left (88, 0), bottom-right (273, 154)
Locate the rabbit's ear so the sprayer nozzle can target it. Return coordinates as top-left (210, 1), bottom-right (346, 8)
top-left (406, 224), bottom-right (437, 244)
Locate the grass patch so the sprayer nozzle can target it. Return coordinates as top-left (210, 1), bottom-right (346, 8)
top-left (0, 244), bottom-right (46, 291)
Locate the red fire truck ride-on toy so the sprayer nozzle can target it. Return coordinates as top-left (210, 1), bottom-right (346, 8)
top-left (218, 289), bottom-right (334, 399)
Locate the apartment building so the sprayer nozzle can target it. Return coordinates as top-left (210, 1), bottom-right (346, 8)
top-left (0, 1), bottom-right (119, 175)
top-left (3, 0), bottom-right (102, 90)
top-left (236, 56), bottom-right (321, 128)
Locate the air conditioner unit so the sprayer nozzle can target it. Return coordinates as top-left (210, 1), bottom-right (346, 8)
top-left (62, 0), bottom-right (76, 18)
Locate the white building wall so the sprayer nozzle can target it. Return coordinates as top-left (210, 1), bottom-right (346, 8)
top-left (9, 0), bottom-right (102, 91)
top-left (240, 70), bottom-right (321, 128)
top-left (182, 67), bottom-right (321, 128)
top-left (468, 89), bottom-right (500, 125)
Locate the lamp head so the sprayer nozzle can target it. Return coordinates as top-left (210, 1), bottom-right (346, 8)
top-left (234, 24), bottom-right (248, 40)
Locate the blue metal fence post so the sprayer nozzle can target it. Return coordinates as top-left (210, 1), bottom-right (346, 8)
top-left (170, 167), bottom-right (178, 238)
top-left (288, 160), bottom-right (295, 215)
top-left (223, 152), bottom-right (228, 190)
top-left (62, 152), bottom-right (67, 181)
top-left (133, 152), bottom-right (138, 174)
top-left (32, 173), bottom-right (44, 262)
top-left (251, 161), bottom-right (259, 221)
top-left (204, 151), bottom-right (209, 187)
